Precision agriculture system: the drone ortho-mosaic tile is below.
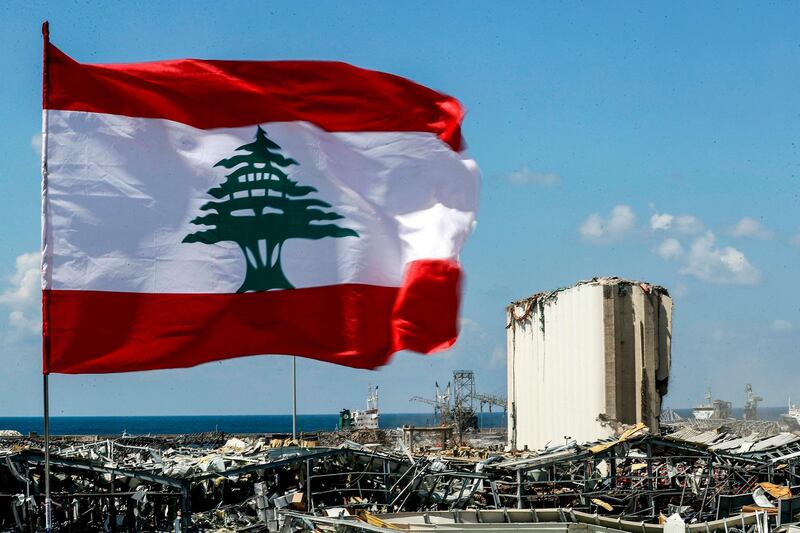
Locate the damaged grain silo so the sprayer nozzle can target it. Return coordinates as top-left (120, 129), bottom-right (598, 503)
top-left (506, 277), bottom-right (672, 450)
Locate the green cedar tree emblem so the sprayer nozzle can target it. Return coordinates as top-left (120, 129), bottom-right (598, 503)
top-left (183, 126), bottom-right (359, 292)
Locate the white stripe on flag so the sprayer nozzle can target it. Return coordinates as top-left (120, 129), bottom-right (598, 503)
top-left (44, 110), bottom-right (478, 293)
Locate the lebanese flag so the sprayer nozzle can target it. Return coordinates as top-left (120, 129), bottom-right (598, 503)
top-left (41, 39), bottom-right (479, 374)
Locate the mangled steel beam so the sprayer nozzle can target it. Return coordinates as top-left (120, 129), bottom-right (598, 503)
top-left (2, 424), bottom-right (798, 531)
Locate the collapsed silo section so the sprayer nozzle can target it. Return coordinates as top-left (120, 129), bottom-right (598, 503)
top-left (506, 277), bottom-right (672, 451)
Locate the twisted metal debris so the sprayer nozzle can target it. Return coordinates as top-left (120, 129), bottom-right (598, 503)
top-left (1, 421), bottom-right (799, 532)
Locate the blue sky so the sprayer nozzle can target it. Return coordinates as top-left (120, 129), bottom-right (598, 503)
top-left (0, 1), bottom-right (798, 416)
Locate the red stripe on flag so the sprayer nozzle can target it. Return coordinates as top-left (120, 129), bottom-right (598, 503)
top-left (43, 260), bottom-right (462, 374)
top-left (46, 44), bottom-right (465, 151)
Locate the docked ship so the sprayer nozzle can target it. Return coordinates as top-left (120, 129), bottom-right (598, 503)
top-left (338, 385), bottom-right (380, 430)
top-left (692, 389), bottom-right (732, 420)
top-left (780, 401), bottom-right (800, 430)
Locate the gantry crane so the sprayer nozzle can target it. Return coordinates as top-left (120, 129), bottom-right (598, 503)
top-left (472, 392), bottom-right (507, 413)
top-left (409, 382), bottom-right (451, 425)
top-left (744, 384), bottom-right (763, 421)
top-left (410, 370), bottom-right (508, 441)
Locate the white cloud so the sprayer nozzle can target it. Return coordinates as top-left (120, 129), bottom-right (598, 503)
top-left (679, 231), bottom-right (761, 285)
top-left (789, 232), bottom-right (800, 247)
top-left (9, 310), bottom-right (40, 335)
top-left (773, 319), bottom-right (794, 332)
top-left (655, 238), bottom-right (684, 260)
top-left (730, 217), bottom-right (774, 240)
top-left (0, 252), bottom-right (40, 305)
top-left (579, 205), bottom-right (636, 244)
top-left (31, 134), bottom-right (42, 156)
top-left (507, 166), bottom-right (562, 187)
top-left (673, 214), bottom-right (704, 235)
top-left (649, 212), bottom-right (703, 234)
top-left (650, 213), bottom-right (674, 231)
top-left (0, 252), bottom-right (41, 336)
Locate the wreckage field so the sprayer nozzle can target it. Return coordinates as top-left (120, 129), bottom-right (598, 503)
top-left (2, 420), bottom-right (800, 532)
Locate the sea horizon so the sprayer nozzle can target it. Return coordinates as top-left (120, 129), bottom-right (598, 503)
top-left (0, 406), bottom-right (789, 437)
top-left (0, 412), bottom-right (508, 436)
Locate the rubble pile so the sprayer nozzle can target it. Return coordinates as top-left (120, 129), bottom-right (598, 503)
top-left (1, 422), bottom-right (799, 532)
top-left (317, 428), bottom-right (398, 448)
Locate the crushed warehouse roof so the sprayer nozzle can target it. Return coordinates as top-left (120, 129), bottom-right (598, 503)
top-left (2, 419), bottom-right (800, 532)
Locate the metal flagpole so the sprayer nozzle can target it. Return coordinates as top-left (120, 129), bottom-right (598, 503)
top-left (43, 374), bottom-right (52, 532)
top-left (292, 356), bottom-right (297, 441)
top-left (41, 21), bottom-right (53, 533)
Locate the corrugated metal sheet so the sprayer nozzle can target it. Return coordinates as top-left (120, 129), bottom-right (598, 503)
top-left (688, 430), bottom-right (725, 445)
top-left (668, 427), bottom-right (704, 442)
top-left (748, 433), bottom-right (800, 452)
top-left (708, 437), bottom-right (747, 451)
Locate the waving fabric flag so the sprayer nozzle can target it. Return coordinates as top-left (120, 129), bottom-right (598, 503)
top-left (41, 41), bottom-right (479, 374)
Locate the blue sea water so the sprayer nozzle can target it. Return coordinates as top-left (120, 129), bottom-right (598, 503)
top-left (0, 407), bottom-right (786, 437)
top-left (0, 412), bottom-right (507, 436)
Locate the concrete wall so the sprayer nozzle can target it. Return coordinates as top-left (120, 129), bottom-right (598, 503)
top-left (507, 278), bottom-right (672, 450)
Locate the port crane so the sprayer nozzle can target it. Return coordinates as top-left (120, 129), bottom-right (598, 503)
top-left (410, 370), bottom-right (508, 438)
top-left (409, 382), bottom-right (451, 425)
top-left (743, 384), bottom-right (763, 421)
top-left (472, 392), bottom-right (507, 413)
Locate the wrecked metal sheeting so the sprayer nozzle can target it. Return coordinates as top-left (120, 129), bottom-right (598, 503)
top-left (0, 437), bottom-right (413, 531)
top-left (2, 429), bottom-right (800, 531)
top-left (665, 421), bottom-right (786, 449)
top-left (0, 435), bottom-right (501, 531)
top-left (664, 419), bottom-right (783, 438)
top-left (507, 277), bottom-right (672, 451)
top-left (279, 509), bottom-right (764, 533)
top-left (672, 430), bottom-right (800, 455)
top-left (477, 429), bottom-right (800, 525)
top-left (663, 421), bottom-right (800, 460)
top-left (372, 509), bottom-right (764, 533)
